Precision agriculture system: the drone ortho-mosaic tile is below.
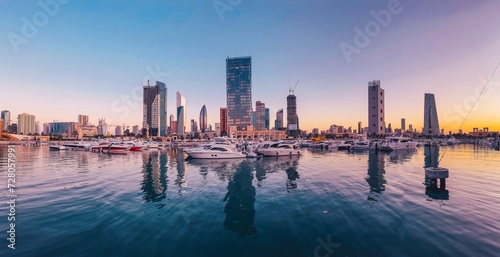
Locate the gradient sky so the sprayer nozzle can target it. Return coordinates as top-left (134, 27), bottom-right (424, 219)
top-left (1, 0), bottom-right (499, 133)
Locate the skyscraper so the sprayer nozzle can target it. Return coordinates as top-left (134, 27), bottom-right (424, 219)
top-left (423, 93), bottom-right (440, 135)
top-left (169, 114), bottom-right (176, 134)
top-left (226, 56), bottom-right (252, 131)
top-left (358, 121), bottom-right (362, 134)
top-left (17, 113), bottom-right (36, 134)
top-left (199, 105), bottom-right (207, 133)
top-left (176, 91), bottom-right (186, 135)
top-left (220, 107), bottom-right (228, 136)
top-left (98, 118), bottom-right (108, 135)
top-left (1, 110), bottom-right (10, 131)
top-left (143, 83), bottom-right (160, 136)
top-left (78, 115), bottom-right (89, 126)
top-left (401, 118), bottom-right (406, 132)
top-left (287, 90), bottom-right (300, 137)
top-left (156, 81), bottom-right (168, 136)
top-left (255, 101), bottom-right (266, 130)
top-left (177, 106), bottom-right (185, 136)
top-left (265, 108), bottom-right (270, 130)
top-left (275, 109), bottom-right (284, 130)
top-left (368, 80), bottom-right (385, 135)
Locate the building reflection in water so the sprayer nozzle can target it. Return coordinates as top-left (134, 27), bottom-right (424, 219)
top-left (423, 146), bottom-right (449, 200)
top-left (388, 149), bottom-right (415, 163)
top-left (141, 150), bottom-right (168, 202)
top-left (175, 149), bottom-right (187, 195)
top-left (366, 151), bottom-right (386, 200)
top-left (223, 160), bottom-right (257, 237)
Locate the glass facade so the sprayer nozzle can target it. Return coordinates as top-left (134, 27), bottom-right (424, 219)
top-left (156, 81), bottom-right (167, 136)
top-left (226, 56), bottom-right (252, 131)
top-left (199, 105), bottom-right (207, 133)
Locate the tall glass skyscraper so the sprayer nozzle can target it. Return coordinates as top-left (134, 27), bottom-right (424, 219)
top-left (265, 108), bottom-right (270, 130)
top-left (176, 91), bottom-right (186, 136)
top-left (1, 110), bottom-right (10, 131)
top-left (199, 105), bottom-right (207, 133)
top-left (423, 93), bottom-right (440, 135)
top-left (226, 56), bottom-right (252, 131)
top-left (287, 91), bottom-right (300, 137)
top-left (143, 81), bottom-right (166, 137)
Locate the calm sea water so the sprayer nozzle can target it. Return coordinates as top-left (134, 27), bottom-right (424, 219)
top-left (0, 144), bottom-right (499, 257)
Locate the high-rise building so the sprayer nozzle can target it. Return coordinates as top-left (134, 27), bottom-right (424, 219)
top-left (115, 126), bottom-right (123, 136)
top-left (169, 114), bottom-right (176, 134)
top-left (401, 118), bottom-right (406, 132)
top-left (156, 81), bottom-right (168, 136)
top-left (176, 91), bottom-right (186, 135)
top-left (35, 121), bottom-right (41, 135)
top-left (255, 101), bottom-right (266, 130)
top-left (226, 56), bottom-right (252, 131)
top-left (17, 113), bottom-right (36, 134)
top-left (98, 118), bottom-right (108, 136)
top-left (132, 125), bottom-right (139, 135)
top-left (143, 83), bottom-right (160, 136)
top-left (190, 119), bottom-right (198, 133)
top-left (265, 108), bottom-right (270, 130)
top-left (215, 122), bottom-right (221, 135)
top-left (275, 109), bottom-right (284, 130)
top-left (78, 115), bottom-right (89, 126)
top-left (287, 90), bottom-right (300, 137)
top-left (177, 106), bottom-right (185, 136)
top-left (220, 107), bottom-right (228, 135)
top-left (368, 80), bottom-right (385, 135)
top-left (142, 81), bottom-right (167, 137)
top-left (252, 111), bottom-right (256, 127)
top-left (199, 105), bottom-right (207, 133)
top-left (358, 121), bottom-right (362, 134)
top-left (423, 93), bottom-right (440, 135)
top-left (1, 110), bottom-right (11, 131)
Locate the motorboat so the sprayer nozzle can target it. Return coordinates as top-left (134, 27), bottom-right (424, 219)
top-left (63, 142), bottom-right (91, 151)
top-left (90, 142), bottom-right (130, 153)
top-left (185, 144), bottom-right (246, 159)
top-left (336, 140), bottom-right (356, 150)
top-left (380, 137), bottom-right (417, 151)
top-left (446, 137), bottom-right (459, 145)
top-left (350, 140), bottom-right (371, 150)
top-left (260, 143), bottom-right (302, 157)
top-left (120, 141), bottom-right (143, 151)
top-left (49, 145), bottom-right (67, 151)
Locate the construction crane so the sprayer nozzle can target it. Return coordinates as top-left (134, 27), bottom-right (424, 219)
top-left (289, 79), bottom-right (299, 95)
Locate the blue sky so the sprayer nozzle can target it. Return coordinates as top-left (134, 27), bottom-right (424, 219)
top-left (1, 0), bottom-right (499, 132)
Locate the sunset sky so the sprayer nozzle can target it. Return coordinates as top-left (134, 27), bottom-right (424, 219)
top-left (1, 0), bottom-right (499, 133)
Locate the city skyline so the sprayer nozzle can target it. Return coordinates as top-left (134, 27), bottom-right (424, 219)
top-left (1, 1), bottom-right (500, 132)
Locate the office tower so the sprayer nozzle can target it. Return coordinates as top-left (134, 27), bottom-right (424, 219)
top-left (275, 109), bottom-right (284, 130)
top-left (252, 111), bottom-right (256, 127)
top-left (176, 91), bottom-right (186, 135)
top-left (156, 81), bottom-right (167, 136)
top-left (265, 108), bottom-right (270, 130)
top-left (287, 90), bottom-right (300, 137)
top-left (215, 123), bottom-right (221, 135)
top-left (401, 118), bottom-right (406, 132)
top-left (169, 114), bottom-right (176, 134)
top-left (143, 82), bottom-right (160, 137)
top-left (226, 56), bottom-right (252, 131)
top-left (190, 119), bottom-right (198, 133)
top-left (199, 105), bottom-right (207, 133)
top-left (98, 118), bottom-right (108, 135)
top-left (35, 121), bottom-right (41, 135)
top-left (358, 121), bottom-right (362, 134)
top-left (115, 126), bottom-right (123, 136)
top-left (177, 106), bottom-right (185, 136)
top-left (368, 80), bottom-right (385, 135)
top-left (220, 107), bottom-right (228, 135)
top-left (423, 93), bottom-right (440, 135)
top-left (17, 113), bottom-right (36, 134)
top-left (255, 101), bottom-right (266, 130)
top-left (78, 115), bottom-right (89, 126)
top-left (1, 110), bottom-right (11, 131)
top-left (132, 125), bottom-right (139, 135)
top-left (409, 124), bottom-right (413, 132)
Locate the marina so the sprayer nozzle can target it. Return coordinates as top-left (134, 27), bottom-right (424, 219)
top-left (0, 143), bottom-right (499, 256)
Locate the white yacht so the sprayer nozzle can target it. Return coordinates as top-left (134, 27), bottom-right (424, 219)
top-left (336, 140), bottom-right (356, 150)
top-left (185, 144), bottom-right (246, 159)
top-left (49, 144), bottom-right (67, 151)
top-left (380, 137), bottom-right (417, 151)
top-left (350, 140), bottom-right (371, 150)
top-left (63, 142), bottom-right (91, 151)
top-left (260, 143), bottom-right (302, 157)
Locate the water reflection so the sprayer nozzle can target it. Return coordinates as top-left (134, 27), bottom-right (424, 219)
top-left (255, 156), bottom-right (301, 192)
top-left (175, 150), bottom-right (187, 195)
top-left (186, 158), bottom-right (245, 182)
top-left (366, 151), bottom-right (386, 199)
top-left (223, 160), bottom-right (257, 237)
top-left (424, 146), bottom-right (439, 168)
top-left (388, 149), bottom-right (416, 163)
top-left (141, 151), bottom-right (168, 202)
top-left (423, 146), bottom-right (449, 200)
